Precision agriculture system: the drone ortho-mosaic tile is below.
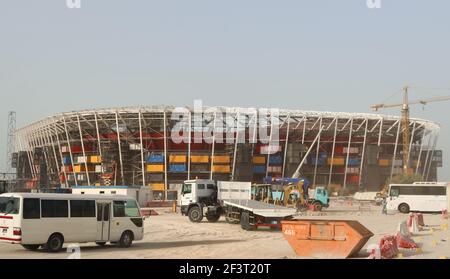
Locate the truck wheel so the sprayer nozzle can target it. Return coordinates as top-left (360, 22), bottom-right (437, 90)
top-left (398, 203), bottom-right (410, 214)
top-left (313, 202), bottom-right (323, 211)
top-left (240, 212), bottom-right (255, 231)
top-left (206, 213), bottom-right (221, 222)
top-left (188, 206), bottom-right (203, 222)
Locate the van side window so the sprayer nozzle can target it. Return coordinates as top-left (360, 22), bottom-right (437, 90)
top-left (113, 200), bottom-right (140, 217)
top-left (41, 200), bottom-right (68, 218)
top-left (197, 184), bottom-right (206, 190)
top-left (207, 184), bottom-right (216, 190)
top-left (70, 200), bottom-right (96, 218)
top-left (23, 198), bottom-right (40, 219)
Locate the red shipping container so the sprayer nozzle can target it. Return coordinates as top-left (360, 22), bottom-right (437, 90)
top-left (346, 175), bottom-right (360, 184)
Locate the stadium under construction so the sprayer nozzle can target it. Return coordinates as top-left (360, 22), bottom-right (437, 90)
top-left (12, 106), bottom-right (442, 200)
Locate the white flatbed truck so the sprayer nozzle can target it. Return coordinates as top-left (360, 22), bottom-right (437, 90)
top-left (180, 180), bottom-right (296, 230)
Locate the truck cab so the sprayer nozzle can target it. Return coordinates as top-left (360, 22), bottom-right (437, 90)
top-left (307, 186), bottom-right (330, 211)
top-left (180, 180), bottom-right (222, 223)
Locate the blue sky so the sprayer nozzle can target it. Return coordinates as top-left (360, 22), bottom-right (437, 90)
top-left (1, 0), bottom-right (449, 179)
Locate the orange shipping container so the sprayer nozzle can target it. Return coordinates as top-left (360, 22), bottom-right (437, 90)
top-left (191, 155), bottom-right (209, 163)
top-left (379, 159), bottom-right (390, 167)
top-left (327, 158), bottom-right (345, 166)
top-left (147, 164), bottom-right (165, 172)
top-left (252, 156), bottom-right (266, 164)
top-left (212, 165), bottom-right (231, 173)
top-left (169, 155), bottom-right (187, 163)
top-left (212, 155), bottom-right (230, 164)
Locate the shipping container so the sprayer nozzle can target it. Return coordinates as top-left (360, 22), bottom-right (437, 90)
top-left (379, 159), bottom-right (390, 167)
top-left (169, 155), bottom-right (187, 163)
top-left (190, 164), bottom-right (209, 172)
top-left (267, 166), bottom-right (282, 173)
top-left (212, 155), bottom-right (230, 164)
top-left (169, 164), bottom-right (187, 172)
top-left (190, 155), bottom-right (209, 163)
top-left (348, 158), bottom-right (361, 166)
top-left (269, 155), bottom-right (283, 165)
top-left (90, 156), bottom-right (102, 163)
top-left (310, 157), bottom-right (326, 166)
top-left (74, 165), bottom-right (94, 173)
top-left (62, 156), bottom-right (71, 165)
top-left (147, 154), bottom-right (165, 163)
top-left (346, 175), bottom-right (360, 184)
top-left (327, 158), bottom-right (345, 166)
top-left (212, 165), bottom-right (231, 173)
top-left (129, 143), bottom-right (141, 150)
top-left (147, 164), bottom-right (164, 172)
top-left (252, 156), bottom-right (266, 164)
top-left (253, 165), bottom-right (266, 174)
top-left (148, 173), bottom-right (164, 182)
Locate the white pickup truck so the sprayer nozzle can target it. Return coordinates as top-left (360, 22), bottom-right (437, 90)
top-left (180, 179), bottom-right (296, 230)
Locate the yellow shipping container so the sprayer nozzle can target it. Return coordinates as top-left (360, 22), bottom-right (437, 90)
top-left (379, 159), bottom-right (390, 167)
top-left (212, 155), bottom-right (230, 164)
top-left (74, 165), bottom-right (94, 173)
top-left (327, 158), bottom-right (345, 166)
top-left (191, 155), bottom-right (209, 163)
top-left (147, 164), bottom-right (165, 172)
top-left (90, 156), bottom-right (102, 163)
top-left (150, 183), bottom-right (165, 191)
top-left (212, 165), bottom-right (231, 173)
top-left (252, 156), bottom-right (266, 164)
top-left (169, 155), bottom-right (187, 163)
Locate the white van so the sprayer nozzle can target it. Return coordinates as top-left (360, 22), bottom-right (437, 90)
top-left (0, 193), bottom-right (144, 252)
top-left (386, 182), bottom-right (449, 213)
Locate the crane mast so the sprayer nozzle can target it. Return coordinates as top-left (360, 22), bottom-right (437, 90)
top-left (372, 87), bottom-right (450, 175)
top-left (402, 87), bottom-right (410, 174)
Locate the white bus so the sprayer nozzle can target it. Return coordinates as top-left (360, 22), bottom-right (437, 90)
top-left (0, 193), bottom-right (144, 252)
top-left (386, 182), bottom-right (449, 213)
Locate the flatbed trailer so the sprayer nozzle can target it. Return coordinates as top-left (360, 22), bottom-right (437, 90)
top-left (222, 199), bottom-right (297, 230)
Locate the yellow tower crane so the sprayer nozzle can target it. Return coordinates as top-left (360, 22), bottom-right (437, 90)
top-left (371, 87), bottom-right (450, 174)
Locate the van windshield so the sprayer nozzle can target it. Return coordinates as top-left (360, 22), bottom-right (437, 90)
top-left (0, 197), bottom-right (20, 215)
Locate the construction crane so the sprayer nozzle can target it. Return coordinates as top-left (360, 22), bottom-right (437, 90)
top-left (371, 86), bottom-right (450, 174)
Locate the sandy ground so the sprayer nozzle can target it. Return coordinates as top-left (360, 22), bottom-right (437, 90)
top-left (0, 203), bottom-right (449, 259)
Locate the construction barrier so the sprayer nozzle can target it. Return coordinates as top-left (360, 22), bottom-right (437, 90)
top-left (368, 235), bottom-right (399, 259)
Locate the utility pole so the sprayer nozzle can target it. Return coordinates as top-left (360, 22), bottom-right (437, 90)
top-left (6, 111), bottom-right (17, 175)
top-left (401, 86), bottom-right (410, 174)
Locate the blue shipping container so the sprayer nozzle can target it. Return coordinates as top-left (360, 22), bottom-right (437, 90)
top-left (310, 157), bottom-right (325, 166)
top-left (169, 164), bottom-right (187, 172)
top-left (63, 157), bottom-right (71, 165)
top-left (253, 166), bottom-right (266, 174)
top-left (348, 158), bottom-right (361, 166)
top-left (147, 154), bottom-right (165, 163)
top-left (269, 156), bottom-right (283, 165)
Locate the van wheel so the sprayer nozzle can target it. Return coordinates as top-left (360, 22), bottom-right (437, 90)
top-left (46, 234), bottom-right (64, 253)
top-left (22, 244), bottom-right (41, 251)
top-left (188, 206), bottom-right (203, 223)
top-left (119, 231), bottom-right (134, 248)
top-left (398, 203), bottom-right (410, 214)
top-left (95, 242), bottom-right (107, 246)
top-left (240, 211), bottom-right (255, 231)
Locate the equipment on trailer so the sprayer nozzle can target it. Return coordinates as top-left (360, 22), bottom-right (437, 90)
top-left (264, 176), bottom-right (329, 211)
